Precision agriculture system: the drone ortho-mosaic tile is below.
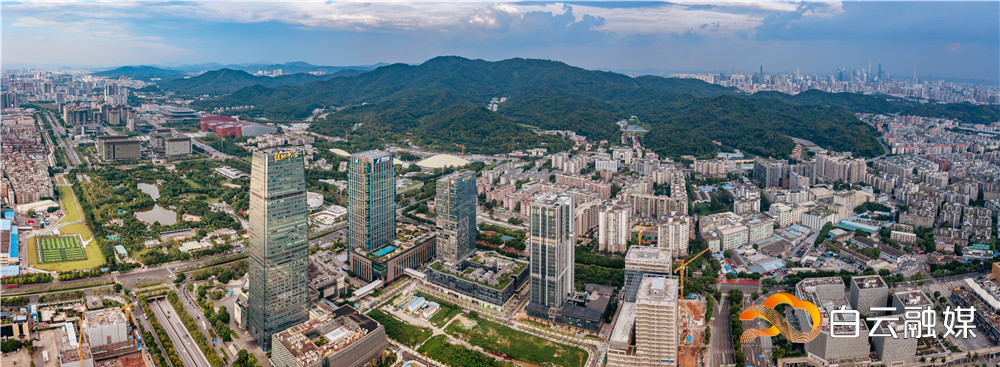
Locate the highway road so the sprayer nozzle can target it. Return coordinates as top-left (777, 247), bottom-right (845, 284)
top-left (150, 298), bottom-right (212, 367)
top-left (42, 111), bottom-right (83, 167)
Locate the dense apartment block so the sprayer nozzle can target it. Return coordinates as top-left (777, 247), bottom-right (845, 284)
top-left (657, 214), bottom-right (691, 257)
top-left (598, 201), bottom-right (631, 253)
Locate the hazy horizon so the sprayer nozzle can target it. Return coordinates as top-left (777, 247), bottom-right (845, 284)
top-left (3, 1), bottom-right (999, 83)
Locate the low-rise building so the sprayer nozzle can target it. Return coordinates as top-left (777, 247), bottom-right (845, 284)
top-left (350, 232), bottom-right (436, 283)
top-left (427, 251), bottom-right (529, 306)
top-left (271, 304), bottom-right (387, 367)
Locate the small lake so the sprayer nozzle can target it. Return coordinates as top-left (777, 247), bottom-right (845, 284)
top-left (137, 183), bottom-right (160, 200)
top-left (135, 183), bottom-right (177, 225)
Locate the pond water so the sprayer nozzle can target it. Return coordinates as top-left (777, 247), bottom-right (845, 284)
top-left (135, 183), bottom-right (177, 225)
top-left (137, 183), bottom-right (160, 200)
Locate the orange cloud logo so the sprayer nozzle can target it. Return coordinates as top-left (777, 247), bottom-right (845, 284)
top-left (739, 292), bottom-right (823, 343)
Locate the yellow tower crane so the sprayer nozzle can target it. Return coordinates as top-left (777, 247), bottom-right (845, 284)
top-left (78, 302), bottom-right (135, 367)
top-left (674, 247), bottom-right (710, 298)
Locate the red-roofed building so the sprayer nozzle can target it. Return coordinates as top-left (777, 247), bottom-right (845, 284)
top-left (199, 115), bottom-right (276, 138)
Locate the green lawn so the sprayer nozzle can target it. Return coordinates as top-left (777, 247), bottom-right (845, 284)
top-left (28, 235), bottom-right (106, 272)
top-left (38, 236), bottom-right (86, 263)
top-left (366, 309), bottom-right (432, 348)
top-left (56, 184), bottom-right (81, 223)
top-left (446, 315), bottom-right (588, 367)
top-left (418, 335), bottom-right (513, 367)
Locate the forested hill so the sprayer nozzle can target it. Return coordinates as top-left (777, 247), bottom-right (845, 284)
top-left (139, 68), bottom-right (365, 96)
top-left (92, 65), bottom-right (185, 81)
top-left (750, 89), bottom-right (1000, 125)
top-left (184, 56), bottom-right (970, 157)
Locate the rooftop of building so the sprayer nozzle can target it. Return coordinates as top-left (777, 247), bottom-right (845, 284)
top-left (272, 304), bottom-right (381, 366)
top-left (625, 246), bottom-right (673, 266)
top-left (797, 276), bottom-right (845, 290)
top-left (429, 251), bottom-right (527, 290)
top-left (561, 283), bottom-right (616, 321)
top-left (852, 275), bottom-right (887, 289)
top-left (533, 192), bottom-right (572, 207)
top-left (353, 150), bottom-right (390, 160)
top-left (609, 301), bottom-right (636, 347)
top-left (636, 275), bottom-right (678, 305)
top-left (84, 308), bottom-right (128, 327)
top-left (893, 289), bottom-right (933, 308)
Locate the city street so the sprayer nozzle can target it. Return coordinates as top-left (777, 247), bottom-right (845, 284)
top-left (741, 294), bottom-right (773, 367)
top-left (709, 293), bottom-right (735, 367)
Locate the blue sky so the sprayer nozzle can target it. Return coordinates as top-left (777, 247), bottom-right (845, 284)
top-left (3, 1), bottom-right (998, 81)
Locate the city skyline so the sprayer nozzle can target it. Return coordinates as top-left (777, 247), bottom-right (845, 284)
top-left (3, 1), bottom-right (998, 82)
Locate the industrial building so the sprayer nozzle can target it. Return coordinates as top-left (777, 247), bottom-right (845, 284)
top-left (871, 320), bottom-right (917, 365)
top-left (0, 218), bottom-right (19, 266)
top-left (149, 129), bottom-right (193, 157)
top-left (890, 289), bottom-right (934, 314)
top-left (270, 304), bottom-right (386, 367)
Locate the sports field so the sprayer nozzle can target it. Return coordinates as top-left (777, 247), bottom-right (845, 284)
top-left (38, 236), bottom-right (87, 263)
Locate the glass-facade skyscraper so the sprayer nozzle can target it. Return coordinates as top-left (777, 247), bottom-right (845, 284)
top-left (435, 170), bottom-right (477, 263)
top-left (528, 193), bottom-right (575, 309)
top-left (247, 150), bottom-right (309, 351)
top-left (348, 150), bottom-right (396, 253)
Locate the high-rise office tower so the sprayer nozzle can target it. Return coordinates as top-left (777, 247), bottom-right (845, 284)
top-left (528, 193), bottom-right (575, 310)
top-left (247, 150), bottom-right (309, 351)
top-left (435, 170), bottom-right (477, 263)
top-left (348, 150), bottom-right (396, 253)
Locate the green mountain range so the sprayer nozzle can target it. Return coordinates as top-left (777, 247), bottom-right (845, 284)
top-left (92, 65), bottom-right (186, 81)
top-left (139, 68), bottom-right (365, 96)
top-left (187, 56), bottom-right (997, 158)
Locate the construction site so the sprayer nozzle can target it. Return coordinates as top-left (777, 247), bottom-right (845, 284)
top-left (678, 298), bottom-right (708, 367)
